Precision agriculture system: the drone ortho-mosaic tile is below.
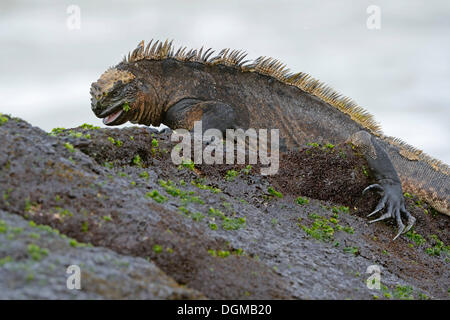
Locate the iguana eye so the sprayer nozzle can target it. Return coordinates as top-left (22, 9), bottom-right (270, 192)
top-left (109, 90), bottom-right (120, 98)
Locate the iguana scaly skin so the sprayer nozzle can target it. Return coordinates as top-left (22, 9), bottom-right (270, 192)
top-left (90, 40), bottom-right (450, 239)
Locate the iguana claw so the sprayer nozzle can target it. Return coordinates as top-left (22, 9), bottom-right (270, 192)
top-left (363, 184), bottom-right (383, 195)
top-left (367, 194), bottom-right (387, 217)
top-left (363, 180), bottom-right (416, 241)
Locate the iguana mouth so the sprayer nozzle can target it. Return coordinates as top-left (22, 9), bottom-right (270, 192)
top-left (102, 109), bottom-right (123, 125)
top-left (93, 100), bottom-right (130, 126)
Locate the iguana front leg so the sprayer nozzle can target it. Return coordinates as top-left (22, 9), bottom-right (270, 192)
top-left (163, 98), bottom-right (242, 134)
top-left (349, 131), bottom-right (416, 240)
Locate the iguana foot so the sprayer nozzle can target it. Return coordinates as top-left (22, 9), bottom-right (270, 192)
top-left (363, 180), bottom-right (416, 240)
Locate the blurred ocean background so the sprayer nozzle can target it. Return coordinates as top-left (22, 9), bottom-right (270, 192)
top-left (0, 0), bottom-right (449, 162)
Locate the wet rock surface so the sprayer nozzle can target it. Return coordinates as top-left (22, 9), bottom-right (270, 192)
top-left (0, 114), bottom-right (448, 299)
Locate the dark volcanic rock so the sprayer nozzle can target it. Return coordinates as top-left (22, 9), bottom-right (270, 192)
top-left (0, 210), bottom-right (203, 299)
top-left (0, 114), bottom-right (448, 299)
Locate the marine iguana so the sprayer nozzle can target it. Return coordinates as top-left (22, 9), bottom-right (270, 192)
top-left (90, 40), bottom-right (450, 239)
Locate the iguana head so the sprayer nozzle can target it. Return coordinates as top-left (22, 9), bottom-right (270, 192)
top-left (90, 68), bottom-right (138, 125)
